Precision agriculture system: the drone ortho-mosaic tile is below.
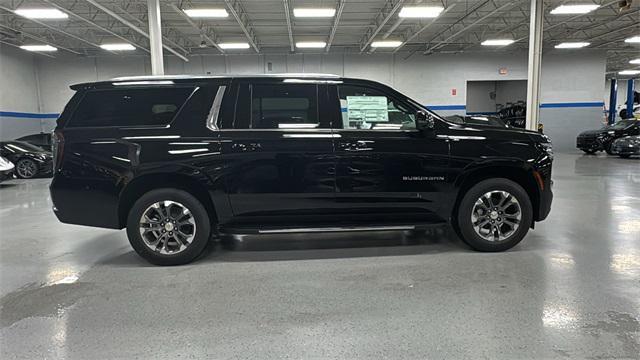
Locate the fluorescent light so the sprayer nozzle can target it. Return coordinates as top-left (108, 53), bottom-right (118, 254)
top-left (555, 42), bottom-right (589, 49)
top-left (20, 45), bottom-right (57, 52)
top-left (550, 4), bottom-right (599, 14)
top-left (14, 8), bottom-right (68, 19)
top-left (295, 41), bottom-right (327, 48)
top-left (481, 39), bottom-right (515, 46)
top-left (624, 36), bottom-right (640, 43)
top-left (630, 59), bottom-right (640, 65)
top-left (100, 43), bottom-right (135, 51)
top-left (398, 6), bottom-right (444, 18)
top-left (218, 42), bottom-right (250, 49)
top-left (371, 40), bottom-right (402, 48)
top-left (183, 8), bottom-right (228, 18)
top-left (618, 70), bottom-right (640, 75)
top-left (293, 8), bottom-right (336, 17)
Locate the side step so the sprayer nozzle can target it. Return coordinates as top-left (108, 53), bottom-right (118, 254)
top-left (219, 222), bottom-right (446, 235)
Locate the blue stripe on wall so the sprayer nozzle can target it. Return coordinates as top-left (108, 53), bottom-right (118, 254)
top-left (427, 105), bottom-right (466, 110)
top-left (0, 111), bottom-right (60, 119)
top-left (539, 102), bottom-right (604, 108)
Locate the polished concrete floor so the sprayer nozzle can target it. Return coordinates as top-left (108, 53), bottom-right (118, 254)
top-left (0, 153), bottom-right (639, 359)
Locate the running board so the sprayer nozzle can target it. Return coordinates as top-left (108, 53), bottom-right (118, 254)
top-left (219, 224), bottom-right (426, 235)
top-left (258, 225), bottom-right (416, 234)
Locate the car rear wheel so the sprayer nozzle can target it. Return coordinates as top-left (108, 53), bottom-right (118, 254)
top-left (455, 178), bottom-right (533, 252)
top-left (605, 144), bottom-right (615, 155)
top-left (126, 188), bottom-right (211, 265)
top-left (15, 158), bottom-right (38, 179)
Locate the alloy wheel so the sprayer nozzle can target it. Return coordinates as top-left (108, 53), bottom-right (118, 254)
top-left (17, 159), bottom-right (37, 178)
top-left (471, 190), bottom-right (522, 242)
top-left (138, 200), bottom-right (196, 255)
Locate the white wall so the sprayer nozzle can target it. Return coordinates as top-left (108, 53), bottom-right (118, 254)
top-left (0, 44), bottom-right (47, 140)
top-left (3, 48), bottom-right (607, 150)
top-left (466, 81), bottom-right (497, 113)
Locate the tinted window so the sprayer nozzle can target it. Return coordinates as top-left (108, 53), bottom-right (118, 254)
top-left (338, 85), bottom-right (416, 130)
top-left (250, 84), bottom-right (319, 129)
top-left (69, 87), bottom-right (194, 128)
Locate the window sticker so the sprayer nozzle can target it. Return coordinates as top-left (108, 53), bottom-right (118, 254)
top-left (346, 96), bottom-right (389, 125)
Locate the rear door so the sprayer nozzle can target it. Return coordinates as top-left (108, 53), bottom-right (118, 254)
top-left (329, 82), bottom-right (450, 224)
top-left (218, 79), bottom-right (337, 224)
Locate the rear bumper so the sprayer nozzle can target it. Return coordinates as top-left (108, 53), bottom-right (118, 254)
top-left (50, 175), bottom-right (122, 229)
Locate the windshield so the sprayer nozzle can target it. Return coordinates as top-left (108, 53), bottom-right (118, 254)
top-left (3, 141), bottom-right (46, 153)
top-left (607, 120), bottom-right (636, 130)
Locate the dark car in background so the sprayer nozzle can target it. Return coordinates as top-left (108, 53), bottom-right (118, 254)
top-left (0, 141), bottom-right (53, 179)
top-left (0, 156), bottom-right (15, 182)
top-left (612, 135), bottom-right (640, 158)
top-left (445, 115), bottom-right (508, 128)
top-left (16, 132), bottom-right (53, 151)
top-left (50, 74), bottom-right (553, 265)
top-left (576, 119), bottom-right (640, 155)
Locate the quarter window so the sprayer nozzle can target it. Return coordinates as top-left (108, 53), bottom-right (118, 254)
top-left (250, 84), bottom-right (319, 129)
top-left (69, 87), bottom-right (194, 128)
top-left (338, 85), bottom-right (416, 130)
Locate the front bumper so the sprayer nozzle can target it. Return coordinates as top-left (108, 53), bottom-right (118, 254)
top-left (576, 136), bottom-right (600, 151)
top-left (612, 144), bottom-right (640, 155)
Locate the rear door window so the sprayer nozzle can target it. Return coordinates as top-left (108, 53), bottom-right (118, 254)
top-left (68, 87), bottom-right (194, 128)
top-left (250, 84), bottom-right (319, 129)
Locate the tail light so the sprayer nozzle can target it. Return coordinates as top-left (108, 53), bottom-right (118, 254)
top-left (52, 130), bottom-right (65, 171)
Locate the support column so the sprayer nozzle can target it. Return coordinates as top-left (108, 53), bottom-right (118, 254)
top-left (147, 0), bottom-right (164, 75)
top-left (608, 78), bottom-right (617, 124)
top-left (525, 0), bottom-right (543, 131)
top-left (626, 78), bottom-right (635, 119)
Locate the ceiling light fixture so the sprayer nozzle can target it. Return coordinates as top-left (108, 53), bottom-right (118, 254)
top-left (630, 59), bottom-right (640, 64)
top-left (550, 4), bottom-right (599, 14)
top-left (398, 6), bottom-right (444, 18)
top-left (183, 9), bottom-right (228, 18)
top-left (371, 40), bottom-right (402, 48)
top-left (100, 43), bottom-right (135, 51)
top-left (481, 39), bottom-right (515, 46)
top-left (624, 36), bottom-right (640, 43)
top-left (293, 8), bottom-right (336, 17)
top-left (555, 42), bottom-right (590, 49)
top-left (14, 8), bottom-right (68, 19)
top-left (618, 70), bottom-right (640, 75)
top-left (295, 41), bottom-right (327, 48)
top-left (218, 42), bottom-right (250, 49)
top-left (20, 44), bottom-right (58, 52)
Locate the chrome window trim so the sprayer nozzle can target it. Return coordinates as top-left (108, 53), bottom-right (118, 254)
top-left (206, 85), bottom-right (227, 131)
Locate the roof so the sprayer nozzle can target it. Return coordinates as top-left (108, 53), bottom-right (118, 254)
top-left (110, 73), bottom-right (341, 81)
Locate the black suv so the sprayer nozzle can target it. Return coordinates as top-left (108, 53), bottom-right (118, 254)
top-left (50, 74), bottom-right (553, 265)
top-left (576, 119), bottom-right (640, 155)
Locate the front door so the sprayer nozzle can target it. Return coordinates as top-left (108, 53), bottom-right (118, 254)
top-left (219, 80), bottom-right (337, 225)
top-left (330, 83), bottom-right (450, 224)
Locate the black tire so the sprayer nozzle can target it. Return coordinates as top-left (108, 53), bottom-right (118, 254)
top-left (126, 188), bottom-right (211, 265)
top-left (15, 158), bottom-right (38, 179)
top-left (455, 178), bottom-right (533, 252)
top-left (619, 154), bottom-right (631, 159)
top-left (605, 143), bottom-right (615, 155)
top-left (582, 149), bottom-right (597, 155)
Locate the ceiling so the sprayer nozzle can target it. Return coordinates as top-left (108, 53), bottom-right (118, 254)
top-left (0, 0), bottom-right (638, 73)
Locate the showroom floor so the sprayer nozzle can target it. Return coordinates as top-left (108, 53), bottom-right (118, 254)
top-left (0, 153), bottom-right (639, 359)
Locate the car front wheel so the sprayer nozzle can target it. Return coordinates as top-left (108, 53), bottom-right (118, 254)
top-left (15, 158), bottom-right (38, 179)
top-left (126, 188), bottom-right (211, 265)
top-left (456, 178), bottom-right (533, 252)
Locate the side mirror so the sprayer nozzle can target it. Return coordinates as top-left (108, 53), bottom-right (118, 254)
top-left (416, 110), bottom-right (435, 130)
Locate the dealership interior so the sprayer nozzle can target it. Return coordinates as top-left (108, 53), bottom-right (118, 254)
top-left (1, 0), bottom-right (639, 358)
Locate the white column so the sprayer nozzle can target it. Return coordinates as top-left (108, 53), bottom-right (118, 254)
top-left (147, 0), bottom-right (164, 75)
top-left (525, 0), bottom-right (543, 131)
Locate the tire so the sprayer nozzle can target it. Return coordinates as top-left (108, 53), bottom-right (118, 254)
top-left (455, 178), bottom-right (533, 252)
top-left (15, 158), bottom-right (38, 179)
top-left (582, 149), bottom-right (597, 155)
top-left (126, 188), bottom-right (211, 265)
top-left (619, 154), bottom-right (631, 159)
top-left (605, 144), bottom-right (615, 155)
